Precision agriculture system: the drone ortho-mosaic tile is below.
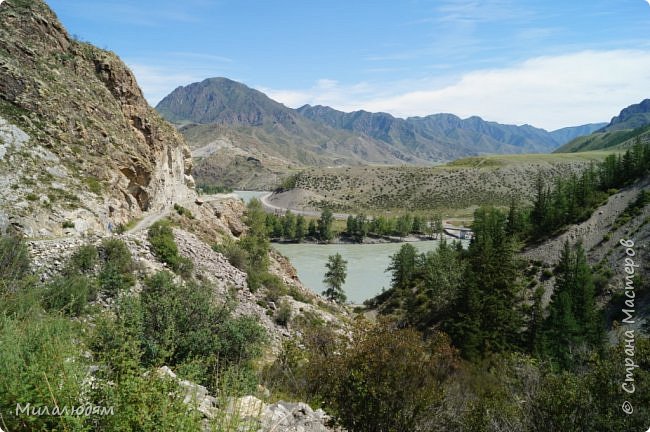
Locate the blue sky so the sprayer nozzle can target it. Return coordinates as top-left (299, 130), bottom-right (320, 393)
top-left (46, 0), bottom-right (650, 130)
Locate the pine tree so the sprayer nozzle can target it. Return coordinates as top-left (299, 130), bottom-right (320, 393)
top-left (528, 286), bottom-right (545, 354)
top-left (447, 207), bottom-right (523, 359)
top-left (387, 243), bottom-right (418, 291)
top-left (506, 198), bottom-right (527, 238)
top-left (572, 242), bottom-right (602, 347)
top-left (416, 240), bottom-right (464, 326)
top-left (346, 215), bottom-right (356, 239)
top-left (531, 175), bottom-right (549, 236)
top-left (544, 290), bottom-right (580, 369)
top-left (411, 215), bottom-right (423, 234)
top-left (540, 241), bottom-right (602, 369)
top-left (323, 253), bottom-right (347, 303)
top-left (241, 199), bottom-right (270, 273)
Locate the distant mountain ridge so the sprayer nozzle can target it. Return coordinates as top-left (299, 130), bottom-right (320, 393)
top-left (157, 78), bottom-right (296, 127)
top-left (549, 123), bottom-right (608, 144)
top-left (555, 98), bottom-right (650, 153)
top-left (298, 104), bottom-right (605, 159)
top-left (602, 99), bottom-right (650, 132)
top-left (155, 77), bottom-right (607, 188)
top-left (157, 78), bottom-right (418, 167)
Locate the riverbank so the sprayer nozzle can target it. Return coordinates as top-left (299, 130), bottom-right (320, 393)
top-left (271, 233), bottom-right (449, 245)
top-left (261, 190), bottom-right (474, 239)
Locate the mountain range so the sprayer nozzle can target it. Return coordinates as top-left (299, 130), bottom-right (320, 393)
top-left (556, 99), bottom-right (650, 153)
top-left (297, 104), bottom-right (608, 159)
top-left (156, 78), bottom-right (605, 189)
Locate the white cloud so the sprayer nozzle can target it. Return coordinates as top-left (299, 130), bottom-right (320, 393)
top-left (128, 53), bottom-right (234, 106)
top-left (127, 63), bottom-right (206, 106)
top-left (263, 50), bottom-right (650, 130)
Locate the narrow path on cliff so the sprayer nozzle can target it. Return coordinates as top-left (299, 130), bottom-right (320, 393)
top-left (128, 193), bottom-right (238, 233)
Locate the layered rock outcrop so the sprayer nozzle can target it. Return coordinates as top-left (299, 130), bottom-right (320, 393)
top-left (0, 0), bottom-right (194, 237)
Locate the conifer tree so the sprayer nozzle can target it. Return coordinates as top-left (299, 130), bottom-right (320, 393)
top-left (323, 253), bottom-right (347, 303)
top-left (531, 175), bottom-right (549, 236)
top-left (540, 241), bottom-right (602, 369)
top-left (447, 207), bottom-right (523, 359)
top-left (387, 243), bottom-right (418, 291)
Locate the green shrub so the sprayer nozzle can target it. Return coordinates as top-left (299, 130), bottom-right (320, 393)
top-left (98, 238), bottom-right (135, 295)
top-left (0, 235), bottom-right (31, 293)
top-left (0, 312), bottom-right (88, 431)
top-left (275, 300), bottom-right (292, 327)
top-left (84, 176), bottom-right (103, 195)
top-left (89, 298), bottom-right (209, 430)
top-left (247, 270), bottom-right (284, 294)
top-left (26, 192), bottom-right (38, 201)
top-left (217, 315), bottom-right (267, 367)
top-left (91, 369), bottom-right (204, 431)
top-left (148, 220), bottom-right (193, 278)
top-left (147, 220), bottom-right (178, 263)
top-left (98, 264), bottom-right (133, 295)
top-left (272, 321), bottom-right (457, 431)
top-left (62, 220), bottom-right (75, 229)
top-left (101, 238), bottom-right (133, 270)
top-left (197, 184), bottom-right (233, 195)
top-left (174, 203), bottom-right (194, 219)
top-left (66, 244), bottom-right (99, 274)
top-left (90, 295), bottom-right (144, 371)
top-left (140, 271), bottom-right (266, 390)
top-left (213, 241), bottom-right (249, 271)
top-left (288, 286), bottom-right (311, 304)
top-left (275, 173), bottom-right (299, 192)
top-left (260, 272), bottom-right (286, 299)
top-left (43, 275), bottom-right (97, 316)
top-left (0, 280), bottom-right (43, 317)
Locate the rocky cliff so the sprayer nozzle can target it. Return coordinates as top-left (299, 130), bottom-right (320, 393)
top-left (0, 0), bottom-right (195, 237)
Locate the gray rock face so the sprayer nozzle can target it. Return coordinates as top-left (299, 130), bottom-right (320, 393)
top-left (0, 115), bottom-right (28, 159)
top-left (0, 1), bottom-right (196, 238)
top-left (261, 401), bottom-right (333, 432)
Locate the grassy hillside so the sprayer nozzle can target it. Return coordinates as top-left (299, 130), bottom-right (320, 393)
top-left (279, 151), bottom-right (614, 216)
top-left (555, 124), bottom-right (650, 153)
top-left (556, 98), bottom-right (650, 153)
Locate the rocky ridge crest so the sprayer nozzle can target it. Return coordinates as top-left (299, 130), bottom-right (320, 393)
top-left (0, 0), bottom-right (194, 237)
